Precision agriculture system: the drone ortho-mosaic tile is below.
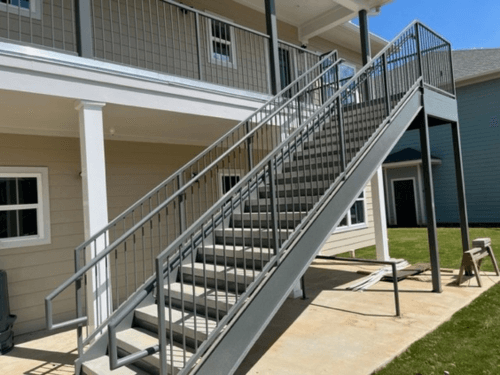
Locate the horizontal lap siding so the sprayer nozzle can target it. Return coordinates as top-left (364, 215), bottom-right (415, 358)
top-left (0, 133), bottom-right (204, 334)
top-left (320, 182), bottom-right (376, 256)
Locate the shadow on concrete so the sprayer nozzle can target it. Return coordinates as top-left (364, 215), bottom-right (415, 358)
top-left (234, 265), bottom-right (366, 374)
top-left (3, 347), bottom-right (78, 374)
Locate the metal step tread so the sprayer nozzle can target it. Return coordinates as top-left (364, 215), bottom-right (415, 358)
top-left (181, 262), bottom-right (261, 283)
top-left (135, 303), bottom-right (217, 342)
top-left (166, 282), bottom-right (238, 311)
top-left (116, 327), bottom-right (193, 374)
top-left (215, 227), bottom-right (292, 238)
top-left (201, 243), bottom-right (274, 260)
top-left (82, 355), bottom-right (149, 375)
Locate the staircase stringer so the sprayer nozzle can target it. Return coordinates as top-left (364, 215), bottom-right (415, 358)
top-left (191, 88), bottom-right (424, 375)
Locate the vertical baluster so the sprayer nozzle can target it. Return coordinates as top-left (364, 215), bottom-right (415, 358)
top-left (156, 256), bottom-right (167, 375)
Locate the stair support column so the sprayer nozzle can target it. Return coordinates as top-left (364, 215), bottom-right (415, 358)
top-left (419, 110), bottom-right (442, 293)
top-left (76, 100), bottom-right (112, 331)
top-left (265, 0), bottom-right (281, 95)
top-left (371, 167), bottom-right (389, 261)
top-left (451, 121), bottom-right (471, 270)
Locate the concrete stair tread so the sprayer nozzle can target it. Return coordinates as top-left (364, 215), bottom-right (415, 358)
top-left (116, 327), bottom-right (193, 373)
top-left (201, 243), bottom-right (274, 259)
top-left (166, 282), bottom-right (238, 310)
top-left (215, 227), bottom-right (292, 238)
top-left (135, 304), bottom-right (217, 342)
top-left (82, 355), bottom-right (149, 375)
top-left (181, 262), bottom-right (261, 282)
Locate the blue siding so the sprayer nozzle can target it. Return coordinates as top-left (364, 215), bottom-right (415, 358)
top-left (392, 78), bottom-right (500, 223)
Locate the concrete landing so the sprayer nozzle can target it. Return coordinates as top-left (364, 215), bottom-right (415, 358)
top-left (0, 259), bottom-right (497, 375)
top-left (235, 259), bottom-right (500, 375)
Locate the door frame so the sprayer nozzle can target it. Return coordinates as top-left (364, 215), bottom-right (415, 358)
top-left (391, 177), bottom-right (419, 226)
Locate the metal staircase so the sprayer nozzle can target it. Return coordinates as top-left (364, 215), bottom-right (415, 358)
top-left (46, 21), bottom-right (456, 375)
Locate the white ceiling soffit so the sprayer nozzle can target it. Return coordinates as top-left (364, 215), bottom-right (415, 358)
top-left (233, 0), bottom-right (391, 52)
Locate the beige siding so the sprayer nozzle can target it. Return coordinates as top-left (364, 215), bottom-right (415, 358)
top-left (320, 181), bottom-right (376, 255)
top-left (0, 133), bottom-right (204, 335)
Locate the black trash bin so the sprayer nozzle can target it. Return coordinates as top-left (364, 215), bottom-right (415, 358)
top-left (0, 270), bottom-right (17, 354)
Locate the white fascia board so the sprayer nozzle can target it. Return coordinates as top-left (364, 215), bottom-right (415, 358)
top-left (382, 159), bottom-right (442, 169)
top-left (0, 42), bottom-right (269, 121)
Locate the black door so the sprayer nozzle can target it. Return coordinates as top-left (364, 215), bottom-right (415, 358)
top-left (393, 179), bottom-right (418, 227)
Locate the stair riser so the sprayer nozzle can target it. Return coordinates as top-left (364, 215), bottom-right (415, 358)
top-left (259, 186), bottom-right (328, 198)
top-left (232, 217), bottom-right (301, 229)
top-left (181, 273), bottom-right (252, 294)
top-left (276, 173), bottom-right (339, 184)
top-left (215, 235), bottom-right (286, 248)
top-left (133, 318), bottom-right (203, 350)
top-left (244, 201), bottom-right (315, 213)
top-left (198, 254), bottom-right (268, 270)
top-left (282, 161), bottom-right (341, 173)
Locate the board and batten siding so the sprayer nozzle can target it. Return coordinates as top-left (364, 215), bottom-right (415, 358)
top-left (0, 133), bottom-right (204, 335)
top-left (393, 77), bottom-right (500, 224)
top-left (320, 181), bottom-right (376, 255)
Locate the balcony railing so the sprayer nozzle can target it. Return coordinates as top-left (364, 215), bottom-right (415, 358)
top-left (0, 0), bottom-right (321, 95)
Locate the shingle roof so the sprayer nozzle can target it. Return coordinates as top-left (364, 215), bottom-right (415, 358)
top-left (384, 148), bottom-right (440, 164)
top-left (453, 49), bottom-right (500, 81)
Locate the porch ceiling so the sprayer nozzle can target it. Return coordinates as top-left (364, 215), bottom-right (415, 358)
top-left (0, 90), bottom-right (238, 147)
top-left (233, 0), bottom-right (391, 52)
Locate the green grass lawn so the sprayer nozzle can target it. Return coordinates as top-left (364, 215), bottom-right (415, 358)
top-left (345, 227), bottom-right (500, 272)
top-left (342, 227), bottom-right (500, 374)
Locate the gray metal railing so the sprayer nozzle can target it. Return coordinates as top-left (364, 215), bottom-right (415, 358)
top-left (45, 48), bottom-right (340, 356)
top-left (0, 0), bottom-right (321, 95)
top-left (105, 21), bottom-right (453, 374)
top-left (0, 0), bottom-right (78, 53)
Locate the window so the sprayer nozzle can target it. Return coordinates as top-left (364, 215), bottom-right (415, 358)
top-left (208, 17), bottom-right (236, 67)
top-left (0, 167), bottom-right (51, 249)
top-left (218, 170), bottom-right (241, 197)
top-left (339, 62), bottom-right (358, 104)
top-left (0, 0), bottom-right (42, 19)
top-left (335, 191), bottom-right (366, 232)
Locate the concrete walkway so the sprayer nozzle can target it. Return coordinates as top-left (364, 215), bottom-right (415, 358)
top-left (1, 259), bottom-right (498, 375)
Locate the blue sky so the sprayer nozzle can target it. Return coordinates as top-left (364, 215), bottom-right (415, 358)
top-left (358, 0), bottom-right (500, 50)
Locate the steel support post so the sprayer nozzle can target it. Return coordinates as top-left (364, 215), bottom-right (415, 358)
top-left (75, 0), bottom-right (94, 58)
top-left (451, 122), bottom-right (471, 267)
top-left (265, 0), bottom-right (281, 95)
top-left (358, 9), bottom-right (371, 100)
top-left (419, 111), bottom-right (442, 293)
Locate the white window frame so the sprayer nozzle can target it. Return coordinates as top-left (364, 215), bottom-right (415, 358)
top-left (334, 190), bottom-right (367, 233)
top-left (0, 166), bottom-right (51, 249)
top-left (0, 0), bottom-right (42, 20)
top-left (338, 61), bottom-right (359, 103)
top-left (207, 13), bottom-right (237, 68)
top-left (218, 169), bottom-right (242, 198)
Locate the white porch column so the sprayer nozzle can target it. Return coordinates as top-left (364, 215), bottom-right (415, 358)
top-left (76, 100), bottom-right (111, 332)
top-left (371, 166), bottom-right (390, 260)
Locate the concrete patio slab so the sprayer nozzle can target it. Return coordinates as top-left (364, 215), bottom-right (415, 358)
top-left (0, 259), bottom-right (497, 375)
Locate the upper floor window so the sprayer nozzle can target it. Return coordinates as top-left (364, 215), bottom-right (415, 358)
top-left (0, 0), bottom-right (42, 19)
top-left (335, 191), bottom-right (366, 232)
top-left (0, 167), bottom-right (51, 249)
top-left (209, 17), bottom-right (236, 67)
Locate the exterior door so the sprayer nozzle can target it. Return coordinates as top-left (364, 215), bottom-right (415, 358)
top-left (393, 179), bottom-right (418, 227)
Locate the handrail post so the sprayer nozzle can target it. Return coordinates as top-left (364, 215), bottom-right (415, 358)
top-left (415, 23), bottom-right (424, 80)
top-left (268, 160), bottom-right (280, 260)
top-left (75, 250), bottom-right (84, 356)
top-left (246, 121), bottom-right (254, 170)
top-left (336, 97), bottom-right (346, 173)
top-left (381, 53), bottom-right (391, 117)
top-left (194, 12), bottom-right (203, 81)
top-left (156, 258), bottom-right (168, 375)
top-left (177, 174), bottom-right (187, 233)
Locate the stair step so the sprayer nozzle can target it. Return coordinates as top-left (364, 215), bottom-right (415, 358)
top-left (244, 197), bottom-right (318, 212)
top-left (201, 244), bottom-right (273, 261)
top-left (82, 355), bottom-right (148, 375)
top-left (180, 262), bottom-right (261, 286)
top-left (135, 304), bottom-right (217, 343)
top-left (282, 159), bottom-right (341, 173)
top-left (232, 212), bottom-right (306, 228)
top-left (116, 327), bottom-right (193, 374)
top-left (215, 227), bottom-right (291, 247)
top-left (166, 281), bottom-right (238, 314)
top-left (259, 182), bottom-right (330, 198)
top-left (276, 169), bottom-right (340, 184)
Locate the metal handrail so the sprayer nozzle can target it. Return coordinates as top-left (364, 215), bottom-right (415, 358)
top-left (45, 49), bottom-right (340, 343)
top-left (145, 21), bottom-right (452, 375)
